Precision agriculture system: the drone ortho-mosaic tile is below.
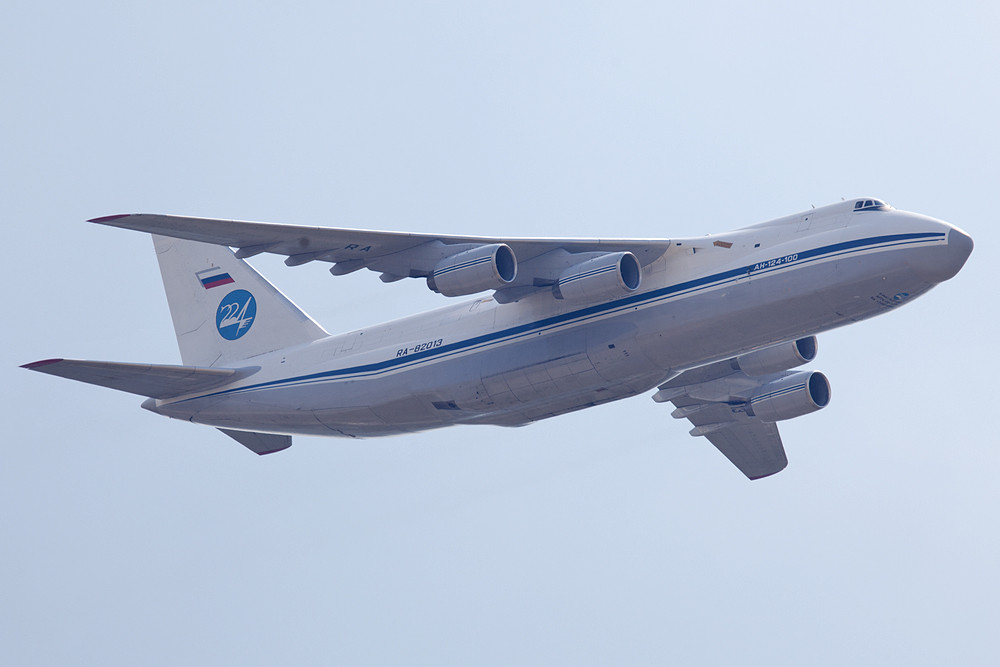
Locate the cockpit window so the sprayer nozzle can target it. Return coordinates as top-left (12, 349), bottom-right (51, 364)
top-left (853, 199), bottom-right (891, 212)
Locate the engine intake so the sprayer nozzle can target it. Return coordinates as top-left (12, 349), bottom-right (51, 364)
top-left (747, 370), bottom-right (831, 422)
top-left (555, 252), bottom-right (641, 301)
top-left (429, 244), bottom-right (517, 296)
top-left (737, 336), bottom-right (818, 376)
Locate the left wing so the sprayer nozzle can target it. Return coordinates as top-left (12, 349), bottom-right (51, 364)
top-left (90, 214), bottom-right (672, 301)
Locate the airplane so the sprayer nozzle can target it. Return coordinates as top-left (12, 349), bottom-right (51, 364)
top-left (22, 198), bottom-right (973, 479)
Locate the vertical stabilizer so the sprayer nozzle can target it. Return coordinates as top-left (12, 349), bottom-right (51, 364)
top-left (152, 235), bottom-right (328, 367)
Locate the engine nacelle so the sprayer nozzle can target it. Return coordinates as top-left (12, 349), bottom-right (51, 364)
top-left (555, 252), bottom-right (641, 301)
top-left (737, 336), bottom-right (818, 376)
top-left (429, 244), bottom-right (517, 296)
top-left (747, 370), bottom-right (831, 422)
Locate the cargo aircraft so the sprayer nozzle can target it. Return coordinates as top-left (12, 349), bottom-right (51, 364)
top-left (23, 198), bottom-right (973, 479)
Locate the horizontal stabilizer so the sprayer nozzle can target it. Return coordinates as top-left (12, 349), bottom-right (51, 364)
top-left (21, 358), bottom-right (254, 399)
top-left (218, 428), bottom-right (292, 455)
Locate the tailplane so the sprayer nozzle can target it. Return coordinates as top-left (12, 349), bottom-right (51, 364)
top-left (20, 358), bottom-right (254, 398)
top-left (152, 235), bottom-right (328, 366)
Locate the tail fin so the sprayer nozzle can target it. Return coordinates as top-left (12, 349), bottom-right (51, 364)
top-left (153, 235), bottom-right (328, 367)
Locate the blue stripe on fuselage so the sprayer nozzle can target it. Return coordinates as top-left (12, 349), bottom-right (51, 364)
top-left (172, 231), bottom-right (945, 403)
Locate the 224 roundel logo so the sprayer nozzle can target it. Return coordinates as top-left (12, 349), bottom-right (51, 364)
top-left (216, 289), bottom-right (256, 340)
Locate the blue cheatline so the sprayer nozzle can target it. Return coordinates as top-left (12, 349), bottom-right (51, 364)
top-left (175, 231), bottom-right (943, 402)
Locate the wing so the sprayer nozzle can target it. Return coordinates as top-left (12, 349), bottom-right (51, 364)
top-left (21, 358), bottom-right (254, 399)
top-left (665, 392), bottom-right (787, 480)
top-left (654, 359), bottom-right (789, 480)
top-left (90, 214), bottom-right (672, 300)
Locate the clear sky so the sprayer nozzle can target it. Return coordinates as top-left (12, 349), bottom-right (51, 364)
top-left (3, 2), bottom-right (998, 665)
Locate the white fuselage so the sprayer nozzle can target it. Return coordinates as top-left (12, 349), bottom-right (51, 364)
top-left (146, 201), bottom-right (971, 437)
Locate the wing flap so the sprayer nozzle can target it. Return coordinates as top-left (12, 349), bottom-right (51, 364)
top-left (21, 358), bottom-right (254, 399)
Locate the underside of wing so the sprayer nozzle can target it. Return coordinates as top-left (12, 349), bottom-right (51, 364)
top-left (21, 358), bottom-right (254, 399)
top-left (669, 394), bottom-right (788, 479)
top-left (90, 213), bottom-right (672, 301)
top-left (704, 424), bottom-right (787, 480)
top-left (654, 338), bottom-right (826, 479)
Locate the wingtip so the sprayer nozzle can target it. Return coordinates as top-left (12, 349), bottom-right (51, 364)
top-left (746, 462), bottom-right (788, 480)
top-left (87, 214), bottom-right (133, 223)
top-left (21, 358), bottom-right (65, 370)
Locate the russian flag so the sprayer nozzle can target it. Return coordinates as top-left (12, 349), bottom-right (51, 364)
top-left (196, 268), bottom-right (235, 289)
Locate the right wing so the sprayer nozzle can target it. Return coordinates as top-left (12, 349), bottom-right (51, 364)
top-left (654, 359), bottom-right (790, 480)
top-left (663, 391), bottom-right (787, 480)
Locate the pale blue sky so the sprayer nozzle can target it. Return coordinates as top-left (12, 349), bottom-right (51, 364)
top-left (3, 2), bottom-right (998, 665)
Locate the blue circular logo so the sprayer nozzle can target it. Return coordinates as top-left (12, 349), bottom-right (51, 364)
top-left (216, 289), bottom-right (256, 340)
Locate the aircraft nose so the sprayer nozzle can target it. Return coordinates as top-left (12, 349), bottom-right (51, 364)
top-left (910, 225), bottom-right (973, 284)
top-left (939, 226), bottom-right (974, 281)
top-left (948, 226), bottom-right (974, 268)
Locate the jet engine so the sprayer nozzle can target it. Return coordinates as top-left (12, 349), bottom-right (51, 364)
top-left (555, 252), bottom-right (641, 301)
top-left (746, 370), bottom-right (830, 422)
top-left (429, 244), bottom-right (517, 296)
top-left (736, 336), bottom-right (818, 376)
